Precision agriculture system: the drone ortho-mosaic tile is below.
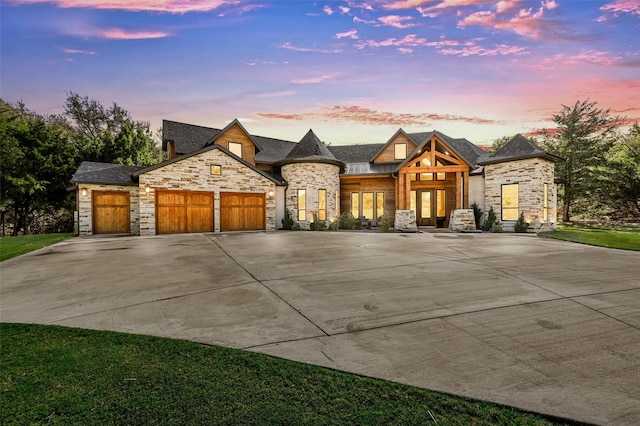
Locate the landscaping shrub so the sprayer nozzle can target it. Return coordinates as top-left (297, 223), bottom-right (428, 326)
top-left (482, 207), bottom-right (497, 231)
top-left (291, 222), bottom-right (301, 231)
top-left (310, 213), bottom-right (326, 231)
top-left (281, 209), bottom-right (294, 230)
top-left (379, 214), bottom-right (393, 232)
top-left (329, 218), bottom-right (340, 231)
top-left (339, 212), bottom-right (359, 230)
top-left (471, 202), bottom-right (483, 230)
top-left (514, 213), bottom-right (529, 233)
top-left (491, 222), bottom-right (503, 233)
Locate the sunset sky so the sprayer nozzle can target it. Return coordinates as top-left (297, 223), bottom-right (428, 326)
top-left (1, 0), bottom-right (639, 146)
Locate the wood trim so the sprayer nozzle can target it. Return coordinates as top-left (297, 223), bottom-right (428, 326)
top-left (400, 165), bottom-right (470, 173)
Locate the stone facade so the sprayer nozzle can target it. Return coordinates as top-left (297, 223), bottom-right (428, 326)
top-left (281, 162), bottom-right (340, 229)
top-left (449, 209), bottom-right (477, 231)
top-left (138, 148), bottom-right (277, 236)
top-left (468, 174), bottom-right (485, 213)
top-left (484, 158), bottom-right (557, 231)
top-left (394, 210), bottom-right (418, 232)
top-left (77, 183), bottom-right (140, 235)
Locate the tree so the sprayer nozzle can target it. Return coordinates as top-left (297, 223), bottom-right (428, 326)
top-left (543, 100), bottom-right (620, 222)
top-left (64, 92), bottom-right (162, 166)
top-left (0, 100), bottom-right (76, 235)
top-left (488, 135), bottom-right (511, 153)
top-left (597, 124), bottom-right (640, 218)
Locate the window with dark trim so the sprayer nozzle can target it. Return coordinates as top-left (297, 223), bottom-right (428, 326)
top-left (376, 192), bottom-right (385, 219)
top-left (318, 189), bottom-right (327, 221)
top-left (228, 142), bottom-right (242, 158)
top-left (394, 143), bottom-right (407, 160)
top-left (351, 193), bottom-right (359, 218)
top-left (501, 184), bottom-right (519, 221)
top-left (298, 189), bottom-right (306, 221)
top-left (362, 192), bottom-right (374, 219)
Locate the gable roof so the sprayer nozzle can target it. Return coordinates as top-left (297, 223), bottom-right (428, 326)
top-left (476, 134), bottom-right (564, 165)
top-left (133, 143), bottom-right (286, 185)
top-left (275, 129), bottom-right (343, 167)
top-left (203, 118), bottom-right (263, 152)
top-left (71, 161), bottom-right (141, 186)
top-left (404, 131), bottom-right (484, 167)
top-left (253, 135), bottom-right (297, 164)
top-left (370, 129), bottom-right (415, 163)
top-left (162, 120), bottom-right (219, 153)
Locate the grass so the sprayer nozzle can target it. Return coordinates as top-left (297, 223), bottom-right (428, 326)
top-left (541, 224), bottom-right (640, 251)
top-left (0, 323), bottom-right (572, 425)
top-left (0, 233), bottom-right (74, 261)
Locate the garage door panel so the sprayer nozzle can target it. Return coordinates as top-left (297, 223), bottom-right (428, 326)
top-left (220, 192), bottom-right (265, 232)
top-left (93, 191), bottom-right (130, 234)
top-left (156, 191), bottom-right (213, 234)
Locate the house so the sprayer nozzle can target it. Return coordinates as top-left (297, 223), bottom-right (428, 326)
top-left (71, 119), bottom-right (563, 235)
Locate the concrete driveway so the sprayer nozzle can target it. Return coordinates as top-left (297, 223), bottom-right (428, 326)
top-left (1, 231), bottom-right (639, 425)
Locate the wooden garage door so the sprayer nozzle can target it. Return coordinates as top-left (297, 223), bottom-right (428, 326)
top-left (156, 191), bottom-right (214, 234)
top-left (93, 191), bottom-right (130, 234)
top-left (220, 192), bottom-right (266, 231)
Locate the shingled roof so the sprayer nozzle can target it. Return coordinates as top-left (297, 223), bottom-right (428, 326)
top-left (477, 134), bottom-right (563, 165)
top-left (405, 131), bottom-right (485, 166)
top-left (275, 129), bottom-right (343, 167)
top-left (328, 144), bottom-right (385, 163)
top-left (71, 161), bottom-right (141, 186)
top-left (162, 120), bottom-right (219, 154)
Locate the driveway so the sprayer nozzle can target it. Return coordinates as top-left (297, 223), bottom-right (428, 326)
top-left (1, 231), bottom-right (639, 425)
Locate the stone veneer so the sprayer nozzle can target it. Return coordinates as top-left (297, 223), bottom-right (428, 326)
top-left (138, 148), bottom-right (277, 236)
top-left (484, 158), bottom-right (557, 231)
top-left (449, 209), bottom-right (477, 231)
top-left (77, 183), bottom-right (140, 235)
top-left (281, 162), bottom-right (340, 229)
top-left (394, 210), bottom-right (418, 232)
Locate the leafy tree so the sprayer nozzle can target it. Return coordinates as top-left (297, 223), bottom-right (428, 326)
top-left (64, 92), bottom-right (162, 166)
top-left (543, 100), bottom-right (620, 222)
top-left (488, 135), bottom-right (512, 153)
top-left (0, 100), bottom-right (76, 235)
top-left (597, 124), bottom-right (640, 218)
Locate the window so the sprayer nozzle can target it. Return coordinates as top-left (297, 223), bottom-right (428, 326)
top-left (351, 193), bottom-right (359, 218)
top-left (210, 165), bottom-right (221, 175)
top-left (318, 189), bottom-right (327, 221)
top-left (376, 192), bottom-right (384, 219)
top-left (362, 193), bottom-right (374, 219)
top-left (298, 189), bottom-right (306, 221)
top-left (228, 142), bottom-right (242, 158)
top-left (410, 173), bottom-right (417, 182)
top-left (543, 183), bottom-right (549, 222)
top-left (501, 184), bottom-right (519, 221)
top-left (420, 173), bottom-right (433, 181)
top-left (394, 143), bottom-right (407, 160)
top-left (436, 160), bottom-right (445, 181)
top-left (421, 191), bottom-right (431, 219)
top-left (436, 189), bottom-right (446, 217)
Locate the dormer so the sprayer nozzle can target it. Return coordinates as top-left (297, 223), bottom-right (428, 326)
top-left (205, 119), bottom-right (262, 166)
top-left (371, 129), bottom-right (418, 164)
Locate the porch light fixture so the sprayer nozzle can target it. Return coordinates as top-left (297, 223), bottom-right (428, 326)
top-left (145, 186), bottom-right (151, 193)
top-left (81, 188), bottom-right (87, 196)
top-left (268, 190), bottom-right (274, 197)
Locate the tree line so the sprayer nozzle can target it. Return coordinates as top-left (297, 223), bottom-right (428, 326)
top-left (1, 93), bottom-right (163, 236)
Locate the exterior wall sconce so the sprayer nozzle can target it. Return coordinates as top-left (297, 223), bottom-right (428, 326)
top-left (145, 186), bottom-right (151, 193)
top-left (268, 190), bottom-right (274, 197)
top-left (81, 188), bottom-right (87, 196)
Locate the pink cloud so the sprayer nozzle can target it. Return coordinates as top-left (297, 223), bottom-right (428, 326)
top-left (355, 33), bottom-right (427, 50)
top-left (336, 29), bottom-right (359, 39)
top-left (600, 0), bottom-right (640, 17)
top-left (323, 5), bottom-right (335, 15)
top-left (96, 28), bottom-right (170, 39)
top-left (6, 0), bottom-right (233, 13)
top-left (458, 4), bottom-right (552, 39)
top-left (61, 47), bottom-right (95, 54)
top-left (291, 74), bottom-right (335, 85)
top-left (279, 42), bottom-right (342, 54)
top-left (378, 14), bottom-right (416, 28)
top-left (256, 104), bottom-right (500, 127)
top-left (440, 43), bottom-right (527, 56)
top-left (536, 51), bottom-right (624, 69)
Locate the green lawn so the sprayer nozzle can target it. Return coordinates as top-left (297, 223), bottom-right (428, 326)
top-left (541, 225), bottom-right (640, 251)
top-left (0, 233), bottom-right (74, 261)
top-left (0, 323), bottom-right (571, 425)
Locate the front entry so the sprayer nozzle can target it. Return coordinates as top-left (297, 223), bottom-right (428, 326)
top-left (410, 189), bottom-right (447, 227)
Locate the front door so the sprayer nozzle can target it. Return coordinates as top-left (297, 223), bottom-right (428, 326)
top-left (410, 190), bottom-right (435, 226)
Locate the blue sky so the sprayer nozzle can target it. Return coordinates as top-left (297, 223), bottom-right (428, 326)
top-left (1, 0), bottom-right (639, 146)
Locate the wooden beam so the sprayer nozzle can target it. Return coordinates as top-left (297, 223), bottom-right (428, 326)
top-left (405, 172), bottom-right (412, 210)
top-left (463, 172), bottom-right (469, 209)
top-left (434, 150), bottom-right (466, 165)
top-left (400, 165), bottom-right (470, 173)
top-left (455, 172), bottom-right (462, 209)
